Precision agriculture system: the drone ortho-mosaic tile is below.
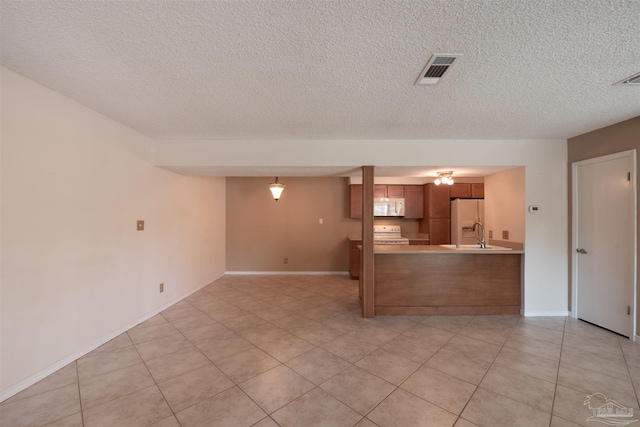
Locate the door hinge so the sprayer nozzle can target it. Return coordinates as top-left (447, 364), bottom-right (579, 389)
top-left (628, 172), bottom-right (631, 181)
top-left (627, 306), bottom-right (631, 315)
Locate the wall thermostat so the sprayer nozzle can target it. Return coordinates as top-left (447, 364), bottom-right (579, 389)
top-left (528, 205), bottom-right (540, 213)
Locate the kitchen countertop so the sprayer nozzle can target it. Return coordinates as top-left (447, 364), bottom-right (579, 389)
top-left (373, 245), bottom-right (523, 254)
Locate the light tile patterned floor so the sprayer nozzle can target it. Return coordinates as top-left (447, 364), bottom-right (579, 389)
top-left (2, 274), bottom-right (639, 427)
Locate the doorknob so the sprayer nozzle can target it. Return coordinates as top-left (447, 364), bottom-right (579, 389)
top-left (577, 248), bottom-right (588, 254)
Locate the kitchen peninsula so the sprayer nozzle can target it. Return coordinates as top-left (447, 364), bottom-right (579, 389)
top-left (361, 245), bottom-right (524, 316)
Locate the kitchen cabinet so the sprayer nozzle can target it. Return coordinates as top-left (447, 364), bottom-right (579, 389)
top-left (349, 185), bottom-right (363, 218)
top-left (471, 183), bottom-right (484, 198)
top-left (419, 184), bottom-right (451, 244)
top-left (427, 219), bottom-right (450, 245)
top-left (450, 184), bottom-right (471, 198)
top-left (349, 184), bottom-right (423, 219)
top-left (349, 239), bottom-right (362, 279)
top-left (424, 184), bottom-right (450, 219)
top-left (403, 185), bottom-right (424, 219)
top-left (408, 239), bottom-right (430, 245)
top-left (373, 249), bottom-right (522, 315)
top-left (450, 183), bottom-right (484, 199)
top-left (374, 185), bottom-right (404, 199)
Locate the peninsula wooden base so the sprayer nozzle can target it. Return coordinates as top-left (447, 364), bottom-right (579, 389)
top-left (375, 305), bottom-right (521, 316)
top-left (374, 252), bottom-right (522, 316)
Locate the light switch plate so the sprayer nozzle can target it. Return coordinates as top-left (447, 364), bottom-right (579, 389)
top-left (502, 230), bottom-right (509, 240)
top-left (137, 220), bottom-right (144, 231)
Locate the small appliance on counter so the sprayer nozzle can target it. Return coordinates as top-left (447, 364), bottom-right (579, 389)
top-left (451, 199), bottom-right (485, 246)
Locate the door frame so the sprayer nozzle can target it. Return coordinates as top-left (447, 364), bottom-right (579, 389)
top-left (571, 149), bottom-right (637, 340)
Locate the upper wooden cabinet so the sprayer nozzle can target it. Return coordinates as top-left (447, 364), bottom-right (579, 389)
top-left (449, 183), bottom-right (484, 199)
top-left (349, 184), bottom-right (423, 219)
top-left (349, 185), bottom-right (363, 218)
top-left (471, 183), bottom-right (484, 198)
top-left (374, 185), bottom-right (404, 199)
top-left (450, 183), bottom-right (471, 198)
top-left (424, 183), bottom-right (450, 219)
top-left (403, 185), bottom-right (424, 219)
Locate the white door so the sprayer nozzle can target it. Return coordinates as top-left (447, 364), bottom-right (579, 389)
top-left (574, 150), bottom-right (635, 337)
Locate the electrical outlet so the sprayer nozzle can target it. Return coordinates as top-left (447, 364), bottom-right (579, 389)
top-left (284, 258), bottom-right (288, 264)
top-left (159, 283), bottom-right (164, 293)
top-left (489, 230), bottom-right (493, 238)
top-left (502, 230), bottom-right (509, 240)
top-left (137, 220), bottom-right (144, 231)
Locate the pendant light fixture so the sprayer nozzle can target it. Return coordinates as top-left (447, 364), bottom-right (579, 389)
top-left (434, 171), bottom-right (455, 185)
top-left (268, 177), bottom-right (285, 201)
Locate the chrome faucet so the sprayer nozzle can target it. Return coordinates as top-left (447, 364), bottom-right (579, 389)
top-left (472, 222), bottom-right (486, 248)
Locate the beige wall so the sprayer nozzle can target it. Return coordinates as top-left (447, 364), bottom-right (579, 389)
top-left (484, 168), bottom-right (526, 248)
top-left (0, 67), bottom-right (227, 398)
top-left (568, 116), bottom-right (640, 334)
top-left (226, 178), bottom-right (487, 272)
top-left (226, 177), bottom-right (362, 271)
top-left (226, 177), bottom-right (489, 271)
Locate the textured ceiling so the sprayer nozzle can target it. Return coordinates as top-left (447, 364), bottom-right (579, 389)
top-left (2, 0), bottom-right (639, 145)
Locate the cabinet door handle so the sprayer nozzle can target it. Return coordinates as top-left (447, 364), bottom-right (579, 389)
top-left (576, 248), bottom-right (588, 254)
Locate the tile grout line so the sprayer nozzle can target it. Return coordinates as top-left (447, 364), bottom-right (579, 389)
top-left (11, 275), bottom-right (639, 427)
top-left (128, 298), bottom-right (244, 423)
top-left (161, 279), bottom-right (350, 422)
top-left (617, 336), bottom-right (640, 409)
top-left (149, 305), bottom-right (249, 419)
top-left (547, 316), bottom-right (567, 427)
top-left (250, 280), bottom-right (382, 424)
top-left (550, 319), bottom-right (638, 426)
top-left (351, 316), bottom-right (478, 426)
top-left (76, 361), bottom-right (85, 427)
top-left (223, 278), bottom-right (361, 426)
top-left (127, 325), bottom-right (179, 426)
top-left (445, 316), bottom-right (522, 426)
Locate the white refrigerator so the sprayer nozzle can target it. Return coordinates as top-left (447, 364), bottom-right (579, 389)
top-left (451, 199), bottom-right (485, 246)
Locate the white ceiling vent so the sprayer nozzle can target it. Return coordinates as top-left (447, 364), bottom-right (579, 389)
top-left (614, 72), bottom-right (640, 86)
top-left (415, 54), bottom-right (462, 86)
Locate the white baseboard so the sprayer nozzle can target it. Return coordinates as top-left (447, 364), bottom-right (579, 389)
top-left (225, 271), bottom-right (349, 276)
top-left (523, 310), bottom-right (571, 317)
top-left (0, 273), bottom-right (224, 403)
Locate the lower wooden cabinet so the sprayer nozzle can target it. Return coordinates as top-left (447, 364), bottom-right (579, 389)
top-left (423, 219), bottom-right (451, 245)
top-left (408, 240), bottom-right (430, 245)
top-left (349, 240), bottom-right (362, 279)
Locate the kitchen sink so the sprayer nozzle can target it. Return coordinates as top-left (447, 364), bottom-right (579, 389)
top-left (440, 244), bottom-right (513, 251)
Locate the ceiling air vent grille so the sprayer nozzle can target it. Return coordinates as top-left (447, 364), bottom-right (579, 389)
top-left (614, 72), bottom-right (640, 86)
top-left (415, 54), bottom-right (462, 86)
